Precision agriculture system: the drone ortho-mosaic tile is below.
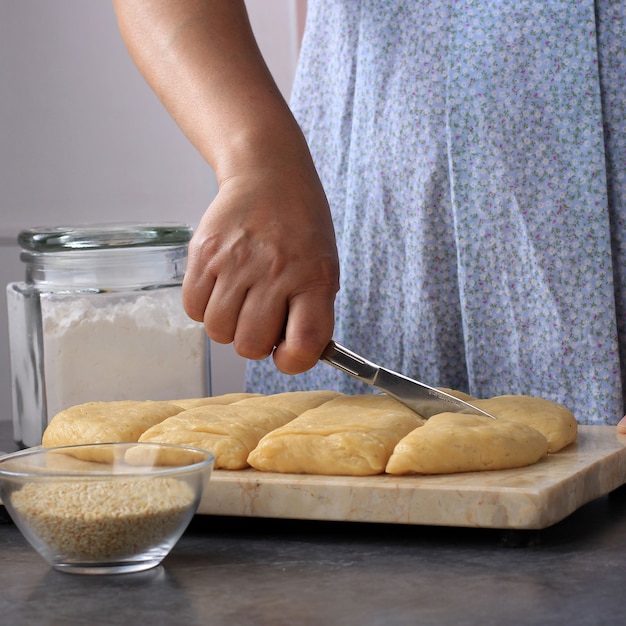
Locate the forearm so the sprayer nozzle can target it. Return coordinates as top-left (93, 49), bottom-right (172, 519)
top-left (112, 0), bottom-right (308, 182)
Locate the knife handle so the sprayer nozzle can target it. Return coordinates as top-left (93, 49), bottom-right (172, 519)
top-left (320, 340), bottom-right (378, 385)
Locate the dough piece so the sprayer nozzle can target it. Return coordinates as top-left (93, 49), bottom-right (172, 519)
top-left (386, 413), bottom-right (549, 475)
top-left (42, 400), bottom-right (185, 447)
top-left (472, 395), bottom-right (577, 453)
top-left (138, 390), bottom-right (340, 469)
top-left (170, 392), bottom-right (262, 410)
top-left (138, 406), bottom-right (295, 469)
top-left (247, 394), bottom-right (425, 476)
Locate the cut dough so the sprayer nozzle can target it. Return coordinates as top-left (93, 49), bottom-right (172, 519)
top-left (41, 390), bottom-right (578, 476)
top-left (41, 394), bottom-right (262, 447)
top-left (247, 394), bottom-right (425, 476)
top-left (42, 400), bottom-right (185, 448)
top-left (386, 413), bottom-right (549, 475)
top-left (472, 395), bottom-right (577, 452)
top-left (138, 390), bottom-right (340, 469)
top-left (137, 405), bottom-right (294, 468)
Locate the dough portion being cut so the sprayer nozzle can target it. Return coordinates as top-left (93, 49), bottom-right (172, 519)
top-left (42, 400), bottom-right (186, 448)
top-left (437, 388), bottom-right (478, 403)
top-left (247, 394), bottom-right (425, 476)
top-left (138, 390), bottom-right (340, 469)
top-left (170, 393), bottom-right (262, 410)
top-left (472, 395), bottom-right (577, 452)
top-left (386, 413), bottom-right (549, 475)
top-left (235, 390), bottom-right (342, 414)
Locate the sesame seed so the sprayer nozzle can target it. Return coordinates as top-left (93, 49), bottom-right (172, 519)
top-left (10, 478), bottom-right (196, 560)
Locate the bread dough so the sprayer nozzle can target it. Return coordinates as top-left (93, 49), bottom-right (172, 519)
top-left (42, 400), bottom-right (185, 448)
top-left (40, 390), bottom-right (578, 475)
top-left (472, 395), bottom-right (577, 452)
top-left (247, 394), bottom-right (425, 476)
top-left (138, 390), bottom-right (340, 469)
top-left (386, 413), bottom-right (549, 474)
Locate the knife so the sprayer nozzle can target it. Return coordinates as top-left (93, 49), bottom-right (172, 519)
top-left (320, 340), bottom-right (496, 419)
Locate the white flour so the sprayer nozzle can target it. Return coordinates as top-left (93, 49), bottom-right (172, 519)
top-left (40, 287), bottom-right (207, 420)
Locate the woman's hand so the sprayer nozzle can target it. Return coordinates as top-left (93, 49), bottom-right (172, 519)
top-left (113, 0), bottom-right (340, 373)
top-left (184, 163), bottom-right (339, 374)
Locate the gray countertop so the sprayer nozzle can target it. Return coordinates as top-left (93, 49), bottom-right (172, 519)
top-left (1, 421), bottom-right (626, 626)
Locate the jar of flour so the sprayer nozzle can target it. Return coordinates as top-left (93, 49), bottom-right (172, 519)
top-left (6, 223), bottom-right (210, 447)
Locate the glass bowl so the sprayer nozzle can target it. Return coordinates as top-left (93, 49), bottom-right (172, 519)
top-left (0, 442), bottom-right (214, 575)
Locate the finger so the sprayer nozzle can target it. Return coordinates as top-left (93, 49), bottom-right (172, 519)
top-left (181, 231), bottom-right (217, 322)
top-left (182, 264), bottom-right (216, 323)
top-left (203, 276), bottom-right (249, 344)
top-left (272, 291), bottom-right (335, 374)
top-left (232, 287), bottom-right (288, 360)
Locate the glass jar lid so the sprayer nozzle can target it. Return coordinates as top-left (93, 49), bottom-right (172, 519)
top-left (18, 222), bottom-right (193, 252)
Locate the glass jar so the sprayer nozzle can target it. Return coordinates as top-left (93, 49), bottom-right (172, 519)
top-left (6, 223), bottom-right (210, 447)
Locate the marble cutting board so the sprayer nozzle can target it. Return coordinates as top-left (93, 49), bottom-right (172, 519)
top-left (198, 426), bottom-right (626, 529)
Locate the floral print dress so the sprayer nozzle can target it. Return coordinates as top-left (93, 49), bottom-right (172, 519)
top-left (245, 0), bottom-right (626, 425)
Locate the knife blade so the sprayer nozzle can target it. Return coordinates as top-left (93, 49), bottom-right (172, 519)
top-left (320, 340), bottom-right (496, 419)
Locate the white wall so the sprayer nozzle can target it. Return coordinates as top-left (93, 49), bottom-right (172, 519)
top-left (0, 1), bottom-right (303, 423)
